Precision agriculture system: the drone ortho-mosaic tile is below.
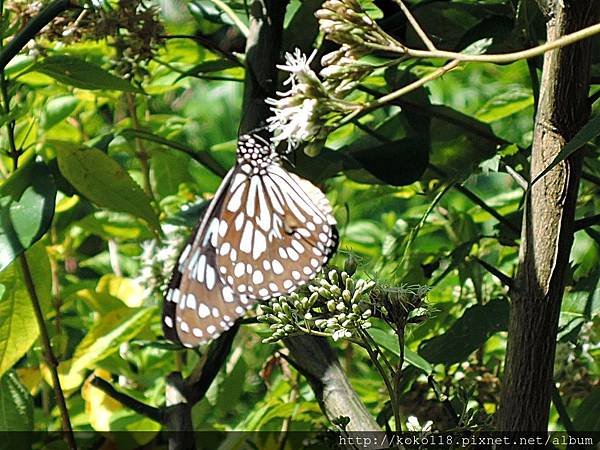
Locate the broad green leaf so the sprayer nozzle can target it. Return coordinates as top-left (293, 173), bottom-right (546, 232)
top-left (151, 149), bottom-right (195, 198)
top-left (347, 137), bottom-right (430, 186)
top-left (368, 328), bottom-right (433, 374)
top-left (27, 56), bottom-right (142, 93)
top-left (573, 388), bottom-right (600, 431)
top-left (532, 114), bottom-right (600, 185)
top-left (0, 244), bottom-right (51, 377)
top-left (0, 372), bottom-right (33, 435)
top-left (70, 306), bottom-right (156, 373)
top-left (0, 161), bottom-right (56, 272)
top-left (475, 87), bottom-right (534, 123)
top-left (419, 297), bottom-right (509, 365)
top-left (54, 142), bottom-right (160, 232)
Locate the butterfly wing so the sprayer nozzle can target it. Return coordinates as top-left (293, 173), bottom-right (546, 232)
top-left (214, 164), bottom-right (338, 299)
top-left (162, 169), bottom-right (253, 347)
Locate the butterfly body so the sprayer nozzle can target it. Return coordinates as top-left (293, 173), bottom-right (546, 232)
top-left (163, 133), bottom-right (337, 347)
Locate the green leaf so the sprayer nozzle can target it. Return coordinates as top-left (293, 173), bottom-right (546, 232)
top-left (0, 161), bottom-right (56, 272)
top-left (151, 149), bottom-right (195, 198)
top-left (27, 56), bottom-right (142, 93)
top-left (475, 87), bottom-right (534, 123)
top-left (41, 95), bottom-right (79, 130)
top-left (120, 128), bottom-right (227, 178)
top-left (283, 0), bottom-right (322, 52)
top-left (0, 372), bottom-right (33, 434)
top-left (367, 328), bottom-right (433, 374)
top-left (573, 388), bottom-right (600, 431)
top-left (180, 59), bottom-right (240, 79)
top-left (0, 244), bottom-right (51, 378)
top-left (70, 307), bottom-right (156, 373)
top-left (189, 0), bottom-right (236, 25)
top-left (347, 137), bottom-right (430, 186)
top-left (532, 114), bottom-right (600, 186)
top-left (419, 297), bottom-right (509, 365)
top-left (54, 142), bottom-right (160, 232)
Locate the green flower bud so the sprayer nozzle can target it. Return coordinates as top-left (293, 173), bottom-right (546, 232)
top-left (342, 289), bottom-right (352, 302)
top-left (319, 287), bottom-right (333, 299)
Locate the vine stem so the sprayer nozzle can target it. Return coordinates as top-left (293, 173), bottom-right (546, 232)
top-left (339, 59), bottom-right (460, 126)
top-left (207, 0), bottom-right (249, 37)
top-left (125, 93), bottom-right (158, 212)
top-left (357, 328), bottom-right (402, 434)
top-left (362, 21), bottom-right (600, 63)
top-left (19, 254), bottom-right (77, 450)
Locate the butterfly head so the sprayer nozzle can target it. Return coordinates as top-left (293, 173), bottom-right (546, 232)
top-left (237, 133), bottom-right (280, 171)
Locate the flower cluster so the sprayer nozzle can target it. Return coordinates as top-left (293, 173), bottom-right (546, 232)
top-left (6, 0), bottom-right (164, 81)
top-left (266, 49), bottom-right (361, 153)
top-left (316, 0), bottom-right (402, 54)
top-left (257, 269), bottom-right (375, 343)
top-left (134, 223), bottom-right (187, 298)
top-left (267, 1), bottom-right (403, 151)
top-left (374, 284), bottom-right (430, 328)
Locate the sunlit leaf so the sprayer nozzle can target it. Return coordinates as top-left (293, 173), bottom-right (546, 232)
top-left (0, 372), bottom-right (33, 435)
top-left (70, 307), bottom-right (156, 373)
top-left (0, 244), bottom-right (51, 378)
top-left (27, 56), bottom-right (143, 93)
top-left (54, 142), bottom-right (160, 232)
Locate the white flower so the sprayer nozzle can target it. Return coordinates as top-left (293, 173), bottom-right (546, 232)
top-left (406, 416), bottom-right (433, 432)
top-left (277, 48), bottom-right (318, 86)
top-left (266, 48), bottom-right (360, 153)
top-left (267, 96), bottom-right (320, 152)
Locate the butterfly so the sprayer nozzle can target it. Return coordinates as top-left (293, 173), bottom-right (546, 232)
top-left (163, 133), bottom-right (338, 347)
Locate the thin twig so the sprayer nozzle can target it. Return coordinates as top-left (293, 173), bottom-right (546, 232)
top-left (159, 34), bottom-right (243, 66)
top-left (20, 254), bottom-right (78, 450)
top-left (90, 376), bottom-right (164, 423)
top-left (125, 93), bottom-right (158, 210)
top-left (119, 128), bottom-right (228, 178)
top-left (551, 385), bottom-right (576, 434)
top-left (0, 0), bottom-right (80, 71)
top-left (501, 162), bottom-right (529, 190)
top-left (358, 328), bottom-right (401, 432)
top-left (472, 256), bottom-right (514, 290)
top-left (429, 165), bottom-right (520, 236)
top-left (392, 0), bottom-right (437, 51)
top-left (208, 0), bottom-right (249, 37)
top-left (340, 60), bottom-right (460, 126)
top-left (574, 213), bottom-right (600, 231)
top-left (2, 61), bottom-right (76, 449)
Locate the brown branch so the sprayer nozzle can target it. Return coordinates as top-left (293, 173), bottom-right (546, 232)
top-left (574, 213), bottom-right (600, 231)
top-left (497, 0), bottom-right (599, 433)
top-left (90, 376), bottom-right (164, 424)
top-left (284, 336), bottom-right (380, 431)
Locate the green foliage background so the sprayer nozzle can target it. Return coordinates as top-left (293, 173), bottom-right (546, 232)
top-left (0, 0), bottom-right (598, 446)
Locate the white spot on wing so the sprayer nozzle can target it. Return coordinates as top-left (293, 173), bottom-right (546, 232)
top-left (198, 303), bottom-right (210, 318)
top-left (240, 221), bottom-right (254, 254)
